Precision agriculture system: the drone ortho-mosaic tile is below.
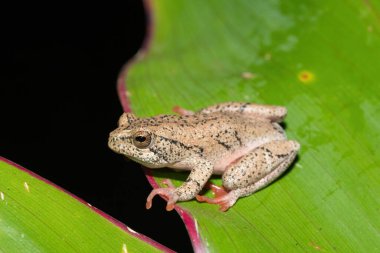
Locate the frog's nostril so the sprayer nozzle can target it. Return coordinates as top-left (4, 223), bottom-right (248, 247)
top-left (109, 133), bottom-right (127, 142)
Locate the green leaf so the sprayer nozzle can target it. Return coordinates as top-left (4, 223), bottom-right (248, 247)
top-left (120, 0), bottom-right (380, 252)
top-left (0, 157), bottom-right (171, 252)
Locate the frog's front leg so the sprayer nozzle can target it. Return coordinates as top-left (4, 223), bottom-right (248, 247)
top-left (197, 140), bottom-right (300, 211)
top-left (146, 159), bottom-right (213, 211)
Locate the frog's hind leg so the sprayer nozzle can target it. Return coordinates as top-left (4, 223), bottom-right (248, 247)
top-left (173, 102), bottom-right (287, 122)
top-left (197, 140), bottom-right (300, 211)
top-left (199, 102), bottom-right (287, 122)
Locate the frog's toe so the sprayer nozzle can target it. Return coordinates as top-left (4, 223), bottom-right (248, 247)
top-left (166, 200), bottom-right (176, 211)
top-left (146, 188), bottom-right (178, 211)
top-left (217, 194), bottom-right (238, 212)
top-left (196, 194), bottom-right (212, 203)
top-left (146, 189), bottom-right (161, 209)
top-left (196, 191), bottom-right (238, 212)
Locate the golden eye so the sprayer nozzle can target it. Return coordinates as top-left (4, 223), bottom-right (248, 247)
top-left (132, 131), bottom-right (152, 149)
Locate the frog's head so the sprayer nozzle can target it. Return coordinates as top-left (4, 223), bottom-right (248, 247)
top-left (108, 113), bottom-right (173, 168)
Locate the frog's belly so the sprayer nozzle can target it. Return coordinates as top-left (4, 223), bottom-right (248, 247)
top-left (212, 135), bottom-right (286, 175)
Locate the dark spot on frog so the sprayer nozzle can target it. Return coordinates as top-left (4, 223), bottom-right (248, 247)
top-left (186, 178), bottom-right (201, 188)
top-left (119, 136), bottom-right (127, 141)
top-left (149, 146), bottom-right (169, 162)
top-left (216, 139), bottom-right (232, 150)
top-left (276, 154), bottom-right (288, 159)
top-left (239, 102), bottom-right (249, 113)
top-left (233, 130), bottom-right (242, 146)
top-left (158, 135), bottom-right (204, 156)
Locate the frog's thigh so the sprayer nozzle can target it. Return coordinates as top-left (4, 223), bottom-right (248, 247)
top-left (222, 140), bottom-right (299, 195)
top-left (200, 102), bottom-right (287, 122)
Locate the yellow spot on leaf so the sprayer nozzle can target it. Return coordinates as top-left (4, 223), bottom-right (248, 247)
top-left (309, 241), bottom-right (322, 251)
top-left (298, 70), bottom-right (315, 84)
top-left (24, 182), bottom-right (30, 192)
top-left (0, 192), bottom-right (4, 201)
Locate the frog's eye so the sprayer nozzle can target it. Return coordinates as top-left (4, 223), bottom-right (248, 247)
top-left (132, 131), bottom-right (152, 149)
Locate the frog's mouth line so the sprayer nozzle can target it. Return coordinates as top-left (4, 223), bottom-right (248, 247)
top-left (121, 153), bottom-right (167, 169)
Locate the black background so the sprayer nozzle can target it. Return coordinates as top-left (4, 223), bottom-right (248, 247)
top-left (1, 1), bottom-right (192, 252)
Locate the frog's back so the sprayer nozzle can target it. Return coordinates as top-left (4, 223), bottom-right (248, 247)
top-left (132, 112), bottom-right (285, 153)
top-left (162, 113), bottom-right (282, 148)
top-left (193, 112), bottom-right (286, 145)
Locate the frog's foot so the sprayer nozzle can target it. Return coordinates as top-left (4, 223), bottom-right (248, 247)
top-left (172, 105), bottom-right (194, 116)
top-left (196, 183), bottom-right (238, 212)
top-left (146, 179), bottom-right (178, 211)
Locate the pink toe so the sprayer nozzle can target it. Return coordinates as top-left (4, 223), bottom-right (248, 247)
top-left (196, 195), bottom-right (209, 203)
top-left (166, 203), bottom-right (175, 211)
top-left (146, 200), bottom-right (152, 209)
top-left (219, 205), bottom-right (229, 212)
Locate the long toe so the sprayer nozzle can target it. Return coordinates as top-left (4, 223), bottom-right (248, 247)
top-left (146, 189), bottom-right (160, 209)
top-left (218, 198), bottom-right (234, 212)
top-left (196, 195), bottom-right (215, 203)
top-left (166, 200), bottom-right (176, 211)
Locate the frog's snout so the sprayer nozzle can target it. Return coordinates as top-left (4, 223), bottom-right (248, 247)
top-left (108, 129), bottom-right (128, 151)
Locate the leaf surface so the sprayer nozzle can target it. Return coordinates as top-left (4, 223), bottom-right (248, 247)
top-left (0, 157), bottom-right (171, 253)
top-left (121, 0), bottom-right (380, 252)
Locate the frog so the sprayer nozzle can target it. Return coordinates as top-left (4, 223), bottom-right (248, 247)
top-left (108, 102), bottom-right (300, 211)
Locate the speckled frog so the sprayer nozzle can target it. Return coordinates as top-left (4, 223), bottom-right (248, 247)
top-left (108, 102), bottom-right (300, 211)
